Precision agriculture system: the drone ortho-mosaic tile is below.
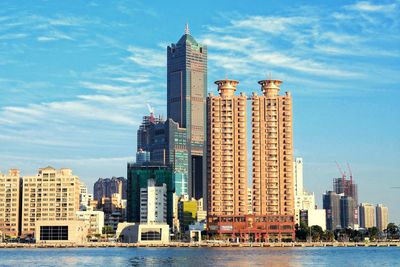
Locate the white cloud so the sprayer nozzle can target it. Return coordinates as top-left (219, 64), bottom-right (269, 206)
top-left (127, 46), bottom-right (165, 67)
top-left (346, 1), bottom-right (397, 13)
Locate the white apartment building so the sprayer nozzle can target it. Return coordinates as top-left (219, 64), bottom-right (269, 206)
top-left (140, 179), bottom-right (167, 224)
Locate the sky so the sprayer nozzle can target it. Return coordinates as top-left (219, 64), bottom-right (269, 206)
top-left (0, 0), bottom-right (399, 223)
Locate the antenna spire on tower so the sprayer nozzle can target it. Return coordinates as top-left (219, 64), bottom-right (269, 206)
top-left (185, 23), bottom-right (190, 35)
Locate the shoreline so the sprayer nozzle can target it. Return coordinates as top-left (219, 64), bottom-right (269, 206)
top-left (0, 241), bottom-right (399, 249)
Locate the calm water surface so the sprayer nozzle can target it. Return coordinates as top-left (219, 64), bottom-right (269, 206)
top-left (0, 247), bottom-right (399, 266)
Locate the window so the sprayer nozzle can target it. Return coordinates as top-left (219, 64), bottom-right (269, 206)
top-left (40, 226), bottom-right (68, 241)
top-left (141, 228), bottom-right (162, 241)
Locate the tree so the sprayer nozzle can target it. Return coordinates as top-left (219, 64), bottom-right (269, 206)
top-left (322, 230), bottom-right (335, 242)
top-left (386, 223), bottom-right (399, 239)
top-left (310, 225), bottom-right (323, 242)
top-left (368, 227), bottom-right (379, 241)
top-left (295, 222), bottom-right (309, 241)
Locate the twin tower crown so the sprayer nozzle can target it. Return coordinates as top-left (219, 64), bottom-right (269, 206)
top-left (214, 79), bottom-right (283, 97)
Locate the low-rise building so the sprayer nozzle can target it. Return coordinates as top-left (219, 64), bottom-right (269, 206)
top-left (116, 222), bottom-right (169, 244)
top-left (35, 220), bottom-right (89, 244)
top-left (76, 209), bottom-right (104, 235)
top-left (300, 209), bottom-right (326, 231)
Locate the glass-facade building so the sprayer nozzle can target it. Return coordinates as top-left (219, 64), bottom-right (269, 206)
top-left (127, 162), bottom-right (174, 227)
top-left (167, 27), bottom-right (207, 201)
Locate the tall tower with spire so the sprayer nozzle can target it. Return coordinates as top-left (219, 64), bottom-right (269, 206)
top-left (167, 25), bottom-right (207, 200)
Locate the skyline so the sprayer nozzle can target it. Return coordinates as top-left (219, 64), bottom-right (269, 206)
top-left (0, 0), bottom-right (399, 223)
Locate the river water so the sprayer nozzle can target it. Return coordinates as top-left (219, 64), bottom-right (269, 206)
top-left (0, 247), bottom-right (399, 266)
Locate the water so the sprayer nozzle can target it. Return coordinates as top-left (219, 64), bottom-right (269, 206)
top-left (0, 247), bottom-right (399, 266)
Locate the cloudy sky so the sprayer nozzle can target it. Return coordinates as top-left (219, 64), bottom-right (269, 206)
top-left (0, 0), bottom-right (399, 222)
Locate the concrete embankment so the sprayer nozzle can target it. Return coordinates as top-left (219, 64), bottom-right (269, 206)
top-left (0, 242), bottom-right (399, 249)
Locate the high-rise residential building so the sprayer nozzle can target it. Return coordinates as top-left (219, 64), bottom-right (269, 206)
top-left (206, 79), bottom-right (295, 242)
top-left (376, 204), bottom-right (388, 232)
top-left (359, 203), bottom-right (375, 229)
top-left (167, 25), bottom-right (207, 200)
top-left (293, 157), bottom-right (316, 225)
top-left (207, 79), bottom-right (248, 216)
top-left (93, 177), bottom-right (127, 202)
top-left (252, 79), bottom-right (294, 217)
top-left (0, 169), bottom-right (20, 237)
top-left (127, 162), bottom-right (174, 227)
top-left (140, 179), bottom-right (167, 224)
top-left (333, 175), bottom-right (358, 226)
top-left (323, 191), bottom-right (342, 230)
top-left (340, 195), bottom-right (355, 229)
top-left (293, 158), bottom-right (303, 196)
top-left (21, 167), bottom-right (80, 237)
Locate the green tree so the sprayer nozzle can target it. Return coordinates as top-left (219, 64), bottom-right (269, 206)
top-left (295, 222), bottom-right (309, 241)
top-left (386, 223), bottom-right (399, 239)
top-left (322, 230), bottom-right (335, 242)
top-left (368, 227), bottom-right (379, 241)
top-left (102, 225), bottom-right (115, 236)
top-left (310, 225), bottom-right (323, 242)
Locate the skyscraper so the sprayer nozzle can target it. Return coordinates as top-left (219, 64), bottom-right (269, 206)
top-left (323, 191), bottom-right (342, 230)
top-left (252, 79), bottom-right (294, 217)
top-left (376, 204), bottom-right (388, 232)
top-left (206, 79), bottom-right (248, 216)
top-left (167, 25), bottom-right (207, 200)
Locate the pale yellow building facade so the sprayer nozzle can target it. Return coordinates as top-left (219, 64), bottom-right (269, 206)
top-left (207, 80), bottom-right (248, 216)
top-left (21, 167), bottom-right (80, 237)
top-left (0, 169), bottom-right (20, 237)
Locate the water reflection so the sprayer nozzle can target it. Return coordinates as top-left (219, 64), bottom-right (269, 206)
top-left (0, 247), bottom-right (398, 266)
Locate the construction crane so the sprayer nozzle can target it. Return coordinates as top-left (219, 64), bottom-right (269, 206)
top-left (146, 103), bottom-right (155, 123)
top-left (346, 162), bottom-right (353, 185)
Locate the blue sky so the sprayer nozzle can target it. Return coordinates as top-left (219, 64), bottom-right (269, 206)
top-left (0, 0), bottom-right (399, 222)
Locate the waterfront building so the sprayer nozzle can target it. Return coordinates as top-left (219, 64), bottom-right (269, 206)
top-left (207, 79), bottom-right (248, 217)
top-left (333, 176), bottom-right (358, 225)
top-left (376, 204), bottom-right (388, 232)
top-left (93, 177), bottom-right (127, 202)
top-left (206, 79), bottom-right (295, 242)
top-left (21, 167), bottom-right (80, 237)
top-left (300, 209), bottom-right (326, 231)
top-left (167, 25), bottom-right (207, 200)
top-left (293, 158), bottom-right (303, 196)
top-left (295, 192), bottom-right (316, 225)
top-left (79, 182), bottom-right (93, 211)
top-left (323, 191), bottom-right (342, 230)
top-left (76, 209), bottom-right (104, 235)
top-left (178, 199), bottom-right (197, 231)
top-left (35, 220), bottom-right (88, 244)
top-left (340, 196), bottom-right (355, 229)
top-left (359, 203), bottom-right (375, 229)
top-left (0, 169), bottom-right (20, 237)
top-left (116, 222), bottom-right (170, 244)
top-left (127, 162), bottom-right (174, 227)
top-left (252, 80), bottom-right (294, 218)
top-left (140, 179), bottom-right (167, 224)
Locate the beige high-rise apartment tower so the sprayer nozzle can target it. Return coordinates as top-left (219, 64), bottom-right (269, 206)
top-left (207, 79), bottom-right (248, 216)
top-left (359, 203), bottom-right (375, 229)
top-left (21, 167), bottom-right (80, 237)
top-left (252, 79), bottom-right (294, 216)
top-left (0, 169), bottom-right (20, 237)
top-left (376, 204), bottom-right (389, 232)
